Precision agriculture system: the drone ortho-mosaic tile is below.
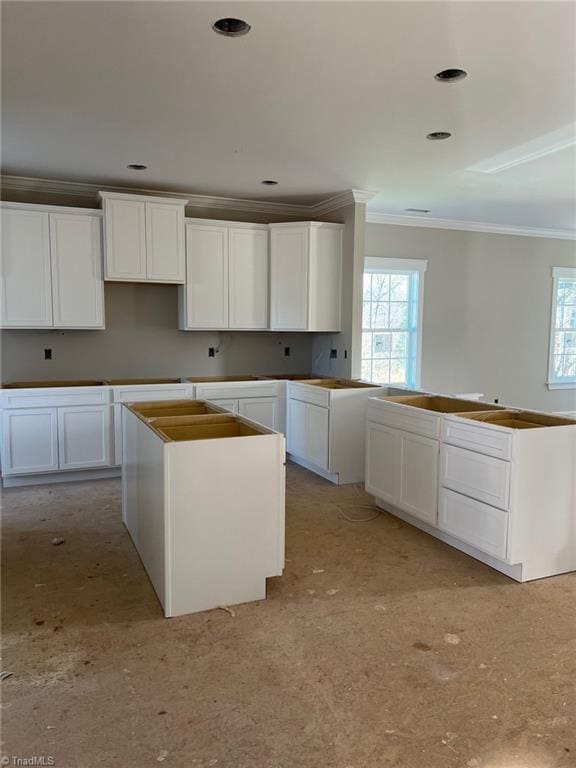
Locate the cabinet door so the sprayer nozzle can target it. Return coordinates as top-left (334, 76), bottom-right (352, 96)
top-left (308, 226), bottom-right (342, 331)
top-left (228, 228), bottom-right (268, 329)
top-left (270, 227), bottom-right (309, 330)
top-left (103, 198), bottom-right (146, 280)
top-left (1, 408), bottom-right (58, 475)
top-left (50, 213), bottom-right (104, 328)
top-left (306, 403), bottom-right (329, 469)
top-left (365, 423), bottom-right (400, 504)
top-left (238, 397), bottom-right (276, 430)
top-left (398, 431), bottom-right (438, 524)
top-left (57, 405), bottom-right (111, 470)
top-left (287, 398), bottom-right (307, 457)
top-left (182, 224), bottom-right (228, 328)
top-left (145, 203), bottom-right (185, 283)
top-left (1, 208), bottom-right (52, 327)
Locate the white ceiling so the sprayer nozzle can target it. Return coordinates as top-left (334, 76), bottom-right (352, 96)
top-left (2, 1), bottom-right (575, 232)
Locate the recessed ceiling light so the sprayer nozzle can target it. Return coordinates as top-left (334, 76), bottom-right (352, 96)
top-left (261, 179), bottom-right (278, 186)
top-left (213, 18), bottom-right (251, 37)
top-left (434, 68), bottom-right (467, 82)
top-left (426, 131), bottom-right (452, 141)
top-left (405, 208), bottom-right (431, 214)
top-left (127, 163), bottom-right (147, 170)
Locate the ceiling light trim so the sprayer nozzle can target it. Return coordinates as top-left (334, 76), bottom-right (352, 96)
top-left (365, 211), bottom-right (576, 241)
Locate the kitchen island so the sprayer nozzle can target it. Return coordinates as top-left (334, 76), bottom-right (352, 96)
top-left (122, 399), bottom-right (285, 616)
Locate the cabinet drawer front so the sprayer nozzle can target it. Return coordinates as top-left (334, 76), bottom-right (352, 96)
top-left (195, 382), bottom-right (277, 400)
top-left (1, 387), bottom-right (111, 409)
top-left (442, 416), bottom-right (513, 460)
top-left (113, 384), bottom-right (193, 403)
top-left (287, 382), bottom-right (330, 408)
top-left (367, 401), bottom-right (440, 439)
top-left (439, 488), bottom-right (508, 560)
top-left (441, 444), bottom-right (511, 510)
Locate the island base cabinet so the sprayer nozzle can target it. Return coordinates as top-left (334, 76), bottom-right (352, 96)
top-left (122, 407), bottom-right (285, 617)
top-left (365, 422), bottom-right (438, 523)
top-left (1, 409), bottom-right (59, 475)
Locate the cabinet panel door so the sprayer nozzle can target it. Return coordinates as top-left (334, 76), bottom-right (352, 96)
top-left (308, 226), bottom-right (342, 331)
top-left (50, 214), bottom-right (104, 328)
top-left (439, 488), bottom-right (508, 559)
top-left (365, 423), bottom-right (399, 504)
top-left (398, 431), bottom-right (438, 524)
top-left (146, 203), bottom-right (185, 283)
top-left (1, 209), bottom-right (52, 327)
top-left (229, 228), bottom-right (268, 329)
top-left (1, 408), bottom-right (58, 475)
top-left (238, 397), bottom-right (276, 430)
top-left (57, 405), bottom-right (112, 470)
top-left (287, 398), bottom-right (307, 457)
top-left (103, 199), bottom-right (146, 280)
top-left (306, 403), bottom-right (329, 469)
top-left (183, 224), bottom-right (228, 328)
top-left (270, 228), bottom-right (309, 330)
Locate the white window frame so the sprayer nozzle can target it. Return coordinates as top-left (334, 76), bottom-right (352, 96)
top-left (547, 266), bottom-right (576, 390)
top-left (362, 257), bottom-right (427, 387)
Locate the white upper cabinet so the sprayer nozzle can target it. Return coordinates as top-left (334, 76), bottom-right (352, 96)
top-left (270, 222), bottom-right (343, 332)
top-left (50, 213), bottom-right (104, 328)
top-left (99, 193), bottom-right (185, 283)
top-left (180, 222), bottom-right (229, 329)
top-left (228, 227), bottom-right (268, 329)
top-left (0, 204), bottom-right (104, 330)
top-left (146, 202), bottom-right (185, 282)
top-left (179, 220), bottom-right (269, 331)
top-left (1, 208), bottom-right (52, 328)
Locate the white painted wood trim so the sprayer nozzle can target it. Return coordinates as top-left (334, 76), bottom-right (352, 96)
top-left (547, 266), bottom-right (576, 389)
top-left (365, 257), bottom-right (427, 273)
top-left (366, 212), bottom-right (576, 241)
top-left (0, 201), bottom-right (103, 217)
top-left (98, 191), bottom-right (186, 207)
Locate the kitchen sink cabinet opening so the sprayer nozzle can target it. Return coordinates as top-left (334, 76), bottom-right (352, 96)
top-left (154, 421), bottom-right (264, 442)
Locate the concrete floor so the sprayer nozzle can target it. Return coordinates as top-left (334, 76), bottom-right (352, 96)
top-left (2, 464), bottom-right (575, 768)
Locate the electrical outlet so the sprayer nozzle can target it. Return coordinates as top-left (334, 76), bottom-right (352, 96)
top-left (284, 346), bottom-right (291, 357)
top-left (330, 349), bottom-right (337, 359)
top-left (208, 347), bottom-right (216, 358)
top-left (344, 350), bottom-right (348, 359)
top-left (44, 348), bottom-right (52, 360)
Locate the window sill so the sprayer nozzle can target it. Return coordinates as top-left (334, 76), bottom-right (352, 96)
top-left (546, 381), bottom-right (576, 390)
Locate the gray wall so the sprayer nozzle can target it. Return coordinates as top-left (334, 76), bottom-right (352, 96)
top-left (1, 282), bottom-right (314, 381)
top-left (365, 223), bottom-right (576, 412)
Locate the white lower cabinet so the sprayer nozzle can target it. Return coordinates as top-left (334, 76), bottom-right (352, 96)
top-left (398, 431), bottom-right (438, 524)
top-left (287, 397), bottom-right (329, 471)
top-left (438, 487), bottom-right (508, 560)
top-left (365, 423), bottom-right (399, 505)
top-left (1, 409), bottom-right (59, 475)
top-left (237, 397), bottom-right (277, 431)
top-left (365, 423), bottom-right (438, 523)
top-left (58, 406), bottom-right (111, 469)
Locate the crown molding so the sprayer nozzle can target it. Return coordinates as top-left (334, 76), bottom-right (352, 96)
top-left (365, 211), bottom-right (576, 241)
top-left (0, 175), bottom-right (376, 218)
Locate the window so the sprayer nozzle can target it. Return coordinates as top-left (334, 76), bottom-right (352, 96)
top-left (362, 258), bottom-right (427, 387)
top-left (548, 267), bottom-right (576, 389)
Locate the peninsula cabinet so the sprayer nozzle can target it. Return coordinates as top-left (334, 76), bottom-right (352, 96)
top-left (99, 192), bottom-right (186, 283)
top-left (269, 222), bottom-right (343, 332)
top-left (178, 220), bottom-right (269, 330)
top-left (0, 203), bottom-right (104, 329)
